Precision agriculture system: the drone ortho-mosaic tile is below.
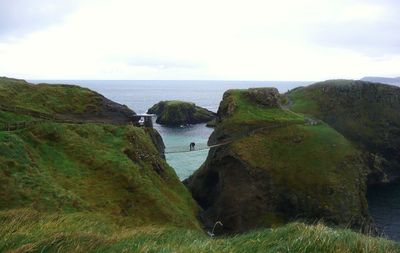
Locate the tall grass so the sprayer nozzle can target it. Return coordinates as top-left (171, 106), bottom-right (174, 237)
top-left (0, 209), bottom-right (398, 253)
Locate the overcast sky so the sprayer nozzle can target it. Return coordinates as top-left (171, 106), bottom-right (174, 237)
top-left (0, 0), bottom-right (399, 80)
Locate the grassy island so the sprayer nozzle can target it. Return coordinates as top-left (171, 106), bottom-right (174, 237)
top-left (147, 100), bottom-right (216, 126)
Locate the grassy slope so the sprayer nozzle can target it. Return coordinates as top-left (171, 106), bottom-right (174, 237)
top-left (0, 77), bottom-right (104, 116)
top-left (0, 123), bottom-right (199, 229)
top-left (287, 80), bottom-right (400, 185)
top-left (287, 80), bottom-right (400, 153)
top-left (1, 209), bottom-right (398, 253)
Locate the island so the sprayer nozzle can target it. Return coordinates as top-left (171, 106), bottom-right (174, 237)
top-left (147, 100), bottom-right (216, 126)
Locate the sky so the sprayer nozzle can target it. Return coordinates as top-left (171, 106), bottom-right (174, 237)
top-left (0, 0), bottom-right (399, 81)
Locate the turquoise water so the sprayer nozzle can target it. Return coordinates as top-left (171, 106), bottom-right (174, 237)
top-left (155, 123), bottom-right (213, 179)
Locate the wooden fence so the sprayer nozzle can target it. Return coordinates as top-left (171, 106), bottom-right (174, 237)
top-left (0, 103), bottom-right (138, 132)
top-left (0, 104), bottom-right (54, 120)
top-left (0, 120), bottom-right (46, 131)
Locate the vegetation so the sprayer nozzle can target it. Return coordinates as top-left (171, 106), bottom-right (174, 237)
top-left (0, 123), bottom-right (199, 229)
top-left (1, 209), bottom-right (398, 252)
top-left (0, 77), bottom-right (134, 123)
top-left (288, 79), bottom-right (400, 185)
top-left (148, 100), bottom-right (216, 126)
top-left (0, 77), bottom-right (101, 115)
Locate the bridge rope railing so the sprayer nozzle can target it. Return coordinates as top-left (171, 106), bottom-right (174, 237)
top-left (165, 143), bottom-right (211, 154)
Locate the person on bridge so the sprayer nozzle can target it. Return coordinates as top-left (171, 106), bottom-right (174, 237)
top-left (189, 142), bottom-right (196, 151)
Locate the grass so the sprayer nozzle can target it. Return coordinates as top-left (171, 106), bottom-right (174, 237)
top-left (0, 111), bottom-right (34, 123)
top-left (0, 77), bottom-right (103, 115)
top-left (232, 122), bottom-right (366, 224)
top-left (0, 209), bottom-right (398, 253)
top-left (222, 90), bottom-right (305, 124)
top-left (211, 89), bottom-right (306, 142)
top-left (287, 79), bottom-right (400, 175)
top-left (0, 122), bottom-right (199, 229)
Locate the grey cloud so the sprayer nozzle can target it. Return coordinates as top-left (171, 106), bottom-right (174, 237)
top-left (0, 0), bottom-right (79, 40)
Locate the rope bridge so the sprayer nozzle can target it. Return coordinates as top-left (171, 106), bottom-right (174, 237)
top-left (165, 142), bottom-right (211, 154)
top-left (164, 140), bottom-right (233, 154)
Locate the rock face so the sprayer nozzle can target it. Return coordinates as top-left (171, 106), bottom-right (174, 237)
top-left (186, 87), bottom-right (372, 235)
top-left (288, 80), bottom-right (400, 185)
top-left (147, 100), bottom-right (216, 126)
top-left (245, 88), bottom-right (281, 107)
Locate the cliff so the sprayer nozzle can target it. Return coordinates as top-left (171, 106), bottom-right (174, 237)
top-left (147, 100), bottom-right (216, 126)
top-left (186, 87), bottom-right (371, 234)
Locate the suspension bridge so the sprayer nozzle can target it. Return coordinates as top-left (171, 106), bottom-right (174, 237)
top-left (164, 141), bottom-right (231, 154)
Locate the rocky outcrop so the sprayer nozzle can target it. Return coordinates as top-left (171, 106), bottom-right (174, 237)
top-left (245, 88), bottom-right (280, 107)
top-left (147, 100), bottom-right (216, 126)
top-left (145, 128), bottom-right (166, 159)
top-left (186, 87), bottom-right (372, 235)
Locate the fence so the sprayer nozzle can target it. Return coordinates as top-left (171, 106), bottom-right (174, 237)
top-left (0, 120), bottom-right (46, 131)
top-left (0, 104), bottom-right (54, 120)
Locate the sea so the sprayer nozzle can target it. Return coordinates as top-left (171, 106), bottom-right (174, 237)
top-left (31, 79), bottom-right (400, 241)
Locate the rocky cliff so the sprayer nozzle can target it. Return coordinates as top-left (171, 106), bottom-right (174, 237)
top-left (186, 87), bottom-right (371, 234)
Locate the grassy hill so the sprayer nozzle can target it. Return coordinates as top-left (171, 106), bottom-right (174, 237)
top-left (0, 123), bottom-right (199, 228)
top-left (0, 77), bottom-right (134, 124)
top-left (288, 80), bottom-right (400, 185)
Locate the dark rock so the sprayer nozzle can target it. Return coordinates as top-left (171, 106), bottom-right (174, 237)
top-left (244, 88), bottom-right (280, 107)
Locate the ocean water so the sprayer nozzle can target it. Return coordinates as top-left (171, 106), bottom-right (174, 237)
top-left (368, 183), bottom-right (400, 241)
top-left (31, 79), bottom-right (400, 241)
